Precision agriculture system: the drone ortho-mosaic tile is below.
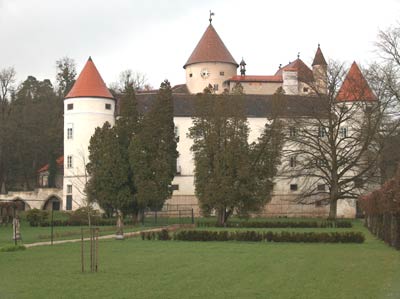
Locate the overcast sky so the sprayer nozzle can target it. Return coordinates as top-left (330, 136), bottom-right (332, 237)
top-left (1, 0), bottom-right (400, 89)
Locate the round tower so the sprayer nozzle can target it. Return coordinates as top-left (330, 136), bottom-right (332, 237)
top-left (312, 44), bottom-right (328, 94)
top-left (184, 21), bottom-right (238, 94)
top-left (63, 57), bottom-right (115, 211)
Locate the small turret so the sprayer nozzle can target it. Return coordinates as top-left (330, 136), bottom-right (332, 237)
top-left (240, 58), bottom-right (246, 76)
top-left (312, 44), bottom-right (328, 94)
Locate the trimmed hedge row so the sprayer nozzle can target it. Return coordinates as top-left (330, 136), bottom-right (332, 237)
top-left (197, 221), bottom-right (352, 229)
top-left (359, 170), bottom-right (400, 250)
top-left (0, 245), bottom-right (26, 252)
top-left (141, 230), bottom-right (364, 243)
top-left (37, 218), bottom-right (136, 227)
top-left (140, 229), bottom-right (171, 241)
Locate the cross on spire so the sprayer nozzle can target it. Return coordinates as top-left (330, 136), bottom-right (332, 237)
top-left (209, 10), bottom-right (215, 24)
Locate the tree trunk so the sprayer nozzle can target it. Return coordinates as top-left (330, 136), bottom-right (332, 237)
top-left (217, 208), bottom-right (226, 226)
top-left (328, 200), bottom-right (337, 220)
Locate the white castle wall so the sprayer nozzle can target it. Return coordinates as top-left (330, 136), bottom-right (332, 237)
top-left (63, 97), bottom-right (115, 210)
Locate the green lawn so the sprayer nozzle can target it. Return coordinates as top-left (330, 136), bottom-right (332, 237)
top-left (0, 220), bottom-right (399, 299)
top-left (0, 222), bottom-right (158, 246)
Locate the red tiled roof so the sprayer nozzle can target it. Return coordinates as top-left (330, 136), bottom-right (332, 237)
top-left (228, 75), bottom-right (283, 83)
top-left (336, 62), bottom-right (376, 102)
top-left (38, 156), bottom-right (64, 173)
top-left (184, 24), bottom-right (238, 68)
top-left (65, 57), bottom-right (114, 100)
top-left (312, 45), bottom-right (327, 66)
top-left (275, 58), bottom-right (314, 82)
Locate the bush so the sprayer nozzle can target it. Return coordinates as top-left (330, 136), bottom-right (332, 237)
top-left (26, 209), bottom-right (49, 226)
top-left (0, 245), bottom-right (26, 252)
top-left (197, 220), bottom-right (352, 229)
top-left (168, 230), bottom-right (364, 243)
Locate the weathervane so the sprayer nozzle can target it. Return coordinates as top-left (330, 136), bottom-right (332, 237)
top-left (209, 10), bottom-right (215, 24)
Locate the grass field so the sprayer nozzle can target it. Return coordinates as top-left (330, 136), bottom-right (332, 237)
top-left (0, 220), bottom-right (399, 299)
top-left (0, 222), bottom-right (158, 246)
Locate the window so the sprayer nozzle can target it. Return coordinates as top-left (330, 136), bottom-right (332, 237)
top-left (214, 84), bottom-right (219, 91)
top-left (220, 71), bottom-right (225, 76)
top-left (315, 200), bottom-right (322, 207)
top-left (303, 87), bottom-right (309, 93)
top-left (316, 159), bottom-right (325, 167)
top-left (67, 103), bottom-right (74, 110)
top-left (317, 184), bottom-right (326, 191)
top-left (67, 184), bottom-right (72, 194)
top-left (189, 73), bottom-right (193, 78)
top-left (289, 127), bottom-right (297, 137)
top-left (290, 156), bottom-right (297, 167)
top-left (340, 127), bottom-right (348, 138)
top-left (66, 195), bottom-right (72, 210)
top-left (290, 184), bottom-right (298, 191)
top-left (67, 123), bottom-right (73, 139)
top-left (318, 126), bottom-right (325, 137)
top-left (67, 155), bottom-right (73, 168)
top-left (171, 184), bottom-right (179, 191)
top-left (105, 103), bottom-right (112, 110)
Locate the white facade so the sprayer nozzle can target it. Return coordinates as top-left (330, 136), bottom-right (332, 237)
top-left (63, 97), bottom-right (115, 210)
top-left (185, 62), bottom-right (237, 94)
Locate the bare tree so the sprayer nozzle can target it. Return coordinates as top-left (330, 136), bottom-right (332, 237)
top-left (283, 61), bottom-right (400, 219)
top-left (70, 148), bottom-right (95, 228)
top-left (111, 70), bottom-right (151, 92)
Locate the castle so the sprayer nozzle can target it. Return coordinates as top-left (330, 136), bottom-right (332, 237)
top-left (0, 18), bottom-right (376, 218)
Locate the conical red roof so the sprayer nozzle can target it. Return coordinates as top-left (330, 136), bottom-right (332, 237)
top-left (184, 24), bottom-right (238, 68)
top-left (65, 57), bottom-right (114, 100)
top-left (336, 62), bottom-right (376, 102)
top-left (312, 45), bottom-right (327, 66)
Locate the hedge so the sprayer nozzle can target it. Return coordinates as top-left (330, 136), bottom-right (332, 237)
top-left (0, 245), bottom-right (26, 252)
top-left (197, 220), bottom-right (352, 229)
top-left (141, 230), bottom-right (364, 243)
top-left (359, 172), bottom-right (400, 250)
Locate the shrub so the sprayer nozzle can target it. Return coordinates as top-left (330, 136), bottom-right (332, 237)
top-left (0, 245), bottom-right (26, 252)
top-left (168, 230), bottom-right (364, 243)
top-left (26, 209), bottom-right (49, 226)
top-left (197, 220), bottom-right (352, 229)
top-left (157, 229), bottom-right (171, 241)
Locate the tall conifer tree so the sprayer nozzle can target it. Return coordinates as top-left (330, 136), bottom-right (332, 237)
top-left (129, 80), bottom-right (178, 211)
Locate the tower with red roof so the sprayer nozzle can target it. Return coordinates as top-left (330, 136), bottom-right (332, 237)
top-left (63, 57), bottom-right (115, 210)
top-left (184, 20), bottom-right (238, 94)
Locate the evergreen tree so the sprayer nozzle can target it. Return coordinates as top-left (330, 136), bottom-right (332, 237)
top-left (129, 80), bottom-right (178, 211)
top-left (86, 123), bottom-right (133, 235)
top-left (189, 90), bottom-right (249, 224)
top-left (190, 88), bottom-right (284, 225)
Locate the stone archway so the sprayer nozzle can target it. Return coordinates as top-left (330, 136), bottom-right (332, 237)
top-left (13, 198), bottom-right (31, 212)
top-left (42, 196), bottom-right (62, 211)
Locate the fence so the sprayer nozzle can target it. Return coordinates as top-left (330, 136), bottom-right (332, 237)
top-left (142, 209), bottom-right (195, 226)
